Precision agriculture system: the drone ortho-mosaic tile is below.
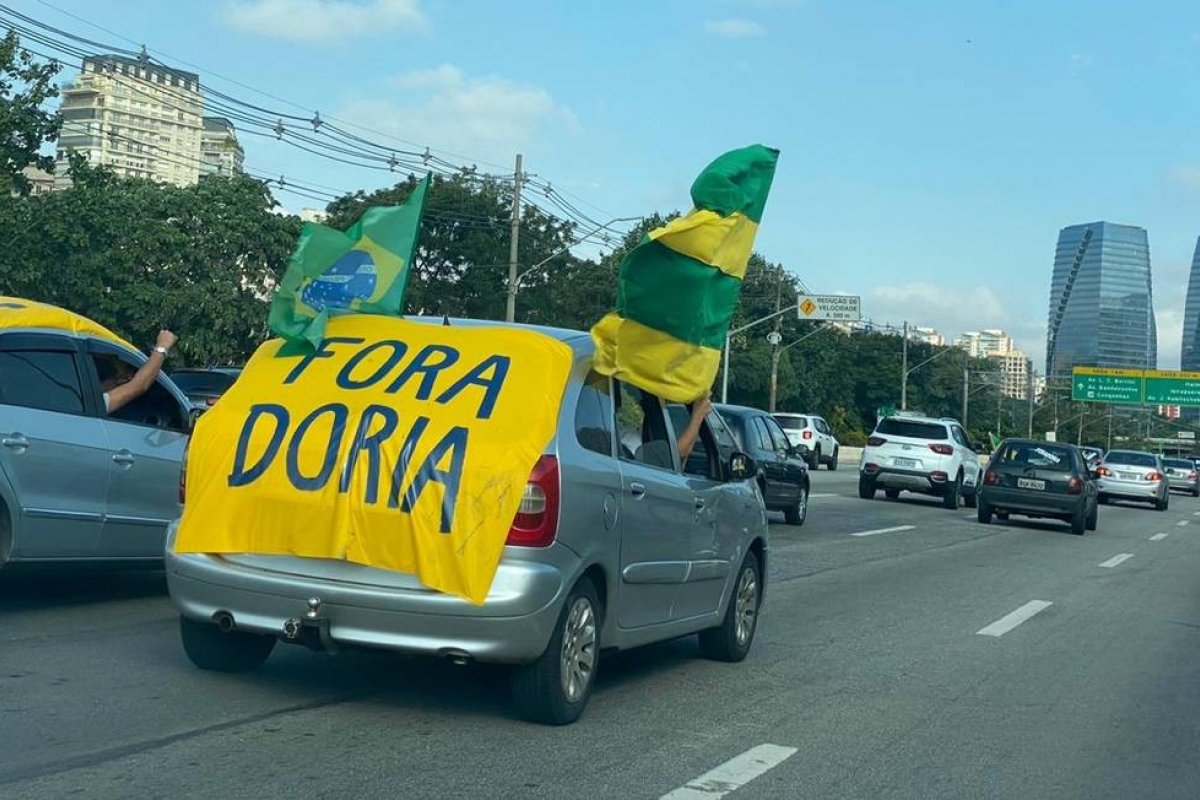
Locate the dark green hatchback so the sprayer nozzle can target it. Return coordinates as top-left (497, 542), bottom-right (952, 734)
top-left (977, 439), bottom-right (1098, 535)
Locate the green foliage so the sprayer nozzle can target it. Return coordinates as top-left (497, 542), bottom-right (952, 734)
top-left (0, 32), bottom-right (61, 196)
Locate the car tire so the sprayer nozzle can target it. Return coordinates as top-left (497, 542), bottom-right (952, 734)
top-left (699, 550), bottom-right (761, 663)
top-left (964, 487), bottom-right (978, 509)
top-left (784, 485), bottom-right (808, 526)
top-left (884, 488), bottom-right (900, 500)
top-left (1085, 502), bottom-right (1098, 531)
top-left (942, 473), bottom-right (961, 510)
top-left (512, 576), bottom-right (601, 726)
top-left (1193, 486), bottom-right (1199, 498)
top-left (977, 498), bottom-right (993, 524)
top-left (1070, 506), bottom-right (1086, 535)
top-left (858, 476), bottom-right (876, 500)
top-left (811, 447), bottom-right (822, 471)
top-left (828, 448), bottom-right (839, 471)
top-left (1156, 493), bottom-right (1169, 512)
top-left (179, 615), bottom-right (275, 673)
top-left (996, 512), bottom-right (1010, 521)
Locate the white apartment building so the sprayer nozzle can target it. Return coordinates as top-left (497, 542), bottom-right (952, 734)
top-left (908, 326), bottom-right (945, 346)
top-left (55, 55), bottom-right (205, 187)
top-left (201, 116), bottom-right (245, 177)
top-left (956, 329), bottom-right (1016, 358)
top-left (988, 349), bottom-right (1033, 400)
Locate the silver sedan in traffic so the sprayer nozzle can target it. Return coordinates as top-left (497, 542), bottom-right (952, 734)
top-left (1095, 450), bottom-right (1169, 510)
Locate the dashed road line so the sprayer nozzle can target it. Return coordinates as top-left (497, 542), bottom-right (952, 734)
top-left (1099, 553), bottom-right (1134, 569)
top-left (809, 492), bottom-right (838, 498)
top-left (1150, 533), bottom-right (1169, 541)
top-left (976, 600), bottom-right (1053, 637)
top-left (1177, 520), bottom-right (1189, 527)
top-left (660, 744), bottom-right (798, 799)
top-left (849, 524), bottom-right (917, 538)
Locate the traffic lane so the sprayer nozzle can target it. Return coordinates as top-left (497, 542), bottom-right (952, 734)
top-left (0, 570), bottom-right (170, 642)
top-left (9, 480), bottom-right (1198, 798)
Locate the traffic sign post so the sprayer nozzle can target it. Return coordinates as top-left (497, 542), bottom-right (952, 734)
top-left (796, 294), bottom-right (862, 322)
top-left (1144, 371), bottom-right (1200, 405)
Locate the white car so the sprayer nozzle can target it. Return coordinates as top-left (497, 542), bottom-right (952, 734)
top-left (773, 413), bottom-right (840, 470)
top-left (858, 413), bottom-right (982, 509)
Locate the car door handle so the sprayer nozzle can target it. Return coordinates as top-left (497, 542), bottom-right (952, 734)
top-left (694, 497), bottom-right (706, 510)
top-left (629, 481), bottom-right (647, 499)
top-left (111, 450), bottom-right (136, 466)
top-left (2, 435), bottom-right (29, 450)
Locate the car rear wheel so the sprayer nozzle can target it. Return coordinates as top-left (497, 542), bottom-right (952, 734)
top-left (512, 576), bottom-right (601, 725)
top-left (784, 486), bottom-right (808, 526)
top-left (1070, 506), bottom-right (1086, 535)
top-left (828, 448), bottom-right (839, 471)
top-left (884, 488), bottom-right (900, 500)
top-left (1156, 493), bottom-right (1169, 512)
top-left (977, 498), bottom-right (993, 524)
top-left (1098, 494), bottom-right (1109, 505)
top-left (699, 550), bottom-right (761, 663)
top-left (811, 447), bottom-right (822, 470)
top-left (1193, 485), bottom-right (1199, 498)
top-left (964, 487), bottom-right (978, 509)
top-left (1085, 502), bottom-right (1098, 531)
top-left (942, 474), bottom-right (961, 510)
top-left (858, 476), bottom-right (876, 500)
top-left (179, 616), bottom-right (276, 673)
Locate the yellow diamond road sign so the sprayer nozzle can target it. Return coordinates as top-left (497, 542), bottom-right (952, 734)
top-left (800, 299), bottom-right (816, 316)
top-left (795, 294), bottom-right (862, 322)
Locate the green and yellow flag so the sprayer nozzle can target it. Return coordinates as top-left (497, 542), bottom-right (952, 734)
top-left (590, 145), bottom-right (778, 402)
top-left (268, 175), bottom-right (430, 349)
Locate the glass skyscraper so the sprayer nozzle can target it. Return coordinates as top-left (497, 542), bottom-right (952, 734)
top-left (1046, 221), bottom-right (1157, 378)
top-left (1181, 238), bottom-right (1200, 372)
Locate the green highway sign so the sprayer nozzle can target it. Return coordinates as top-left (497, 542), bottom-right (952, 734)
top-left (1071, 368), bottom-right (1143, 404)
top-left (1072, 367), bottom-right (1200, 406)
top-left (1144, 371), bottom-right (1200, 405)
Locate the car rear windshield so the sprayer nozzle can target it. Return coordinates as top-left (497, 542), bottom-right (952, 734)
top-left (774, 416), bottom-right (808, 430)
top-left (996, 443), bottom-right (1075, 473)
top-left (171, 371), bottom-right (238, 394)
top-left (876, 418), bottom-right (947, 440)
top-left (1164, 459), bottom-right (1193, 469)
top-left (1104, 452), bottom-right (1156, 468)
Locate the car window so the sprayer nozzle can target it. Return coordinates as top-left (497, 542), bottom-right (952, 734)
top-left (91, 351), bottom-right (187, 433)
top-left (170, 371), bottom-right (239, 395)
top-left (750, 417), bottom-right (774, 452)
top-left (614, 381), bottom-right (674, 470)
top-left (775, 415), bottom-right (807, 431)
top-left (574, 371), bottom-right (614, 457)
top-left (815, 418), bottom-right (830, 434)
top-left (1164, 459), bottom-right (1193, 470)
top-left (1103, 451), bottom-right (1156, 468)
top-left (996, 442), bottom-right (1076, 473)
top-left (709, 412), bottom-right (738, 456)
top-left (0, 349), bottom-right (85, 414)
top-left (667, 404), bottom-right (719, 480)
top-left (952, 426), bottom-right (970, 448)
top-left (763, 416), bottom-right (791, 453)
top-left (876, 418), bottom-right (949, 440)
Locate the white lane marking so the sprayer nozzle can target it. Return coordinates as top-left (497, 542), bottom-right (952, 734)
top-left (1150, 533), bottom-right (1169, 541)
top-left (660, 744), bottom-right (798, 799)
top-left (1099, 553), bottom-right (1134, 568)
top-left (976, 600), bottom-right (1053, 637)
top-left (1177, 520), bottom-right (1189, 527)
top-left (809, 492), bottom-right (838, 498)
top-left (849, 524), bottom-right (917, 538)
top-left (1193, 511), bottom-right (1200, 517)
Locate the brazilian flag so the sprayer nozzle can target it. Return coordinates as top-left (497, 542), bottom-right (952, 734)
top-left (268, 175), bottom-right (430, 350)
top-left (591, 145), bottom-right (778, 402)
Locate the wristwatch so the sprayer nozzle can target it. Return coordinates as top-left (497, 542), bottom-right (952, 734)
top-left (153, 345), bottom-right (170, 356)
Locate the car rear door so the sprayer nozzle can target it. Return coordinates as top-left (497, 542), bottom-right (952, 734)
top-left (762, 415), bottom-right (803, 503)
top-left (749, 415), bottom-right (791, 505)
top-left (85, 340), bottom-right (189, 558)
top-left (0, 333), bottom-right (109, 558)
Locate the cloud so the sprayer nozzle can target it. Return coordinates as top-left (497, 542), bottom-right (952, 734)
top-left (1168, 164), bottom-right (1200, 197)
top-left (337, 64), bottom-right (576, 166)
top-left (224, 0), bottom-right (424, 43)
top-left (704, 19), bottom-right (766, 38)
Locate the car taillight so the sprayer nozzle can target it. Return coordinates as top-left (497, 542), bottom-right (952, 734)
top-left (867, 436), bottom-right (887, 447)
top-left (984, 470), bottom-right (998, 485)
top-left (1067, 477), bottom-right (1083, 494)
top-left (1190, 471), bottom-right (1198, 480)
top-left (929, 443), bottom-right (954, 455)
top-left (863, 462), bottom-right (881, 474)
top-left (1146, 471), bottom-right (1162, 482)
top-left (930, 470), bottom-right (948, 483)
top-left (1096, 466), bottom-right (1111, 477)
top-left (507, 455), bottom-right (560, 548)
top-left (179, 441), bottom-right (189, 504)
top-left (802, 430), bottom-right (813, 440)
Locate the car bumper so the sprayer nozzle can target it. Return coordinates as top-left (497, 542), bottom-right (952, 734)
top-left (166, 536), bottom-right (570, 665)
top-left (861, 466), bottom-right (949, 493)
top-left (1167, 477), bottom-right (1197, 492)
top-left (1096, 477), bottom-right (1163, 500)
top-left (980, 486), bottom-right (1084, 517)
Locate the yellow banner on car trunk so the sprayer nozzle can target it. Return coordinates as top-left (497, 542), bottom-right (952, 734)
top-left (0, 296), bottom-right (135, 351)
top-left (173, 315), bottom-right (573, 604)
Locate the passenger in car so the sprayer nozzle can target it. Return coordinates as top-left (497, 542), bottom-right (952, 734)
top-left (675, 394), bottom-right (712, 463)
top-left (100, 329), bottom-right (178, 414)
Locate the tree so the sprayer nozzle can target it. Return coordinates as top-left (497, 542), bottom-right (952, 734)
top-left (0, 31), bottom-right (61, 196)
top-left (0, 158), bottom-right (301, 365)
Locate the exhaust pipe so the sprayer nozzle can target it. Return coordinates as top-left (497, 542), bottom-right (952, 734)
top-left (213, 611), bottom-right (235, 633)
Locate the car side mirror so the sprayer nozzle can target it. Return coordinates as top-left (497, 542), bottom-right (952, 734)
top-left (729, 451), bottom-right (756, 481)
top-left (188, 406), bottom-right (203, 430)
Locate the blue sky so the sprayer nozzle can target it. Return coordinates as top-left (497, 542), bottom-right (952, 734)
top-left (16, 0), bottom-right (1200, 369)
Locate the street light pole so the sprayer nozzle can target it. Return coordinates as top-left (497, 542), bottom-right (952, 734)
top-left (504, 153), bottom-right (523, 323)
top-left (720, 304), bottom-right (796, 403)
top-left (901, 321), bottom-right (909, 410)
top-left (768, 265), bottom-right (784, 412)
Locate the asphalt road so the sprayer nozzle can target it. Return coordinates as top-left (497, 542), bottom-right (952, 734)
top-left (3, 470), bottom-right (1200, 799)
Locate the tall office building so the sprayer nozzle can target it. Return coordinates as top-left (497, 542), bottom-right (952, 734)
top-left (200, 116), bottom-right (245, 177)
top-left (56, 55), bottom-right (204, 187)
top-left (1181, 238), bottom-right (1200, 372)
top-left (1045, 221), bottom-right (1157, 378)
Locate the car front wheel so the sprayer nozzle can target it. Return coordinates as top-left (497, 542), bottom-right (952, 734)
top-left (512, 576), bottom-right (601, 725)
top-left (179, 616), bottom-right (276, 673)
top-left (699, 550), bottom-right (761, 663)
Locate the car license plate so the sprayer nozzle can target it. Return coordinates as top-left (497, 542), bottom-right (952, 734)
top-left (1118, 472), bottom-right (1138, 481)
top-left (1017, 478), bottom-right (1046, 490)
top-left (893, 458), bottom-right (918, 469)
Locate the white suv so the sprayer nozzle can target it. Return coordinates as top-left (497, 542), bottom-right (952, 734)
top-left (858, 414), bottom-right (982, 509)
top-left (774, 413), bottom-right (840, 470)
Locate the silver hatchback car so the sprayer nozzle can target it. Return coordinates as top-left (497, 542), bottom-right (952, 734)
top-left (167, 322), bottom-right (769, 725)
top-left (0, 327), bottom-right (192, 567)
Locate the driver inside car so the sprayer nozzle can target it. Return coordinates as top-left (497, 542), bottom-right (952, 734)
top-left (98, 329), bottom-right (177, 414)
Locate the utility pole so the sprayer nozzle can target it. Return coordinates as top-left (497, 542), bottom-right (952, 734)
top-left (962, 360), bottom-right (969, 430)
top-left (768, 265), bottom-right (783, 412)
top-left (1107, 405), bottom-right (1113, 451)
top-left (504, 153), bottom-right (523, 323)
top-left (900, 321), bottom-right (909, 410)
top-left (1026, 367), bottom-right (1034, 438)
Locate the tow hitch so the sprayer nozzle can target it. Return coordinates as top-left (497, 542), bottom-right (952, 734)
top-left (281, 596), bottom-right (338, 652)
